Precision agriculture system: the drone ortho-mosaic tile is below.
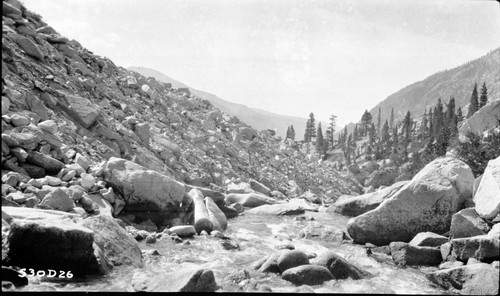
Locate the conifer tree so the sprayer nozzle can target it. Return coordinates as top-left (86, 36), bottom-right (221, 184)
top-left (419, 108), bottom-right (428, 139)
top-left (479, 82), bottom-right (488, 109)
top-left (286, 126), bottom-right (291, 139)
top-left (368, 123), bottom-right (376, 144)
top-left (361, 110), bottom-right (373, 136)
top-left (466, 83), bottom-right (479, 118)
top-left (457, 107), bottom-right (463, 123)
top-left (316, 122), bottom-right (324, 155)
top-left (353, 124), bottom-right (359, 141)
top-left (328, 115), bottom-right (337, 148)
top-left (389, 108), bottom-right (394, 130)
top-left (304, 113), bottom-right (316, 142)
top-left (377, 107), bottom-right (382, 136)
top-left (392, 126), bottom-right (398, 153)
top-left (402, 111), bottom-right (412, 156)
top-left (290, 125), bottom-right (295, 140)
top-left (381, 120), bottom-right (390, 144)
top-left (428, 109), bottom-right (434, 137)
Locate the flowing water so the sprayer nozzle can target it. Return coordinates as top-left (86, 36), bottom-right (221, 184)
top-left (18, 211), bottom-right (452, 293)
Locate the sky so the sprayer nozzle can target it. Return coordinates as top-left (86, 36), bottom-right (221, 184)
top-left (22, 0), bottom-right (500, 126)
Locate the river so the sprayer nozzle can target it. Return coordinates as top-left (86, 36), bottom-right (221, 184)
top-left (18, 210), bottom-right (452, 293)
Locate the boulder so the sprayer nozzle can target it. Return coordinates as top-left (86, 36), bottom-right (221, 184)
top-left (15, 36), bottom-right (44, 60)
top-left (133, 268), bottom-right (217, 292)
top-left (225, 193), bottom-right (276, 208)
top-left (347, 157), bottom-right (474, 245)
top-left (312, 251), bottom-right (372, 279)
top-left (473, 156), bottom-right (500, 220)
top-left (134, 122), bottom-right (150, 144)
top-left (488, 223), bottom-right (500, 239)
top-left (409, 232), bottom-right (448, 247)
top-left (298, 222), bottom-right (346, 243)
top-left (227, 182), bottom-right (252, 194)
top-left (249, 179), bottom-right (271, 195)
top-left (39, 188), bottom-right (75, 212)
top-left (245, 203), bottom-right (304, 216)
top-left (426, 263), bottom-right (499, 295)
top-left (364, 167), bottom-right (399, 189)
top-left (80, 215), bottom-right (142, 267)
top-left (168, 225), bottom-right (196, 238)
top-left (86, 194), bottom-right (113, 217)
top-left (459, 99), bottom-right (500, 139)
top-left (277, 250), bottom-right (310, 272)
top-left (80, 173), bottom-right (96, 190)
top-left (281, 265), bottom-right (334, 285)
top-left (389, 242), bottom-right (442, 266)
top-left (8, 132), bottom-right (41, 150)
top-left (4, 207), bottom-right (105, 275)
top-left (257, 251), bottom-right (286, 273)
top-left (74, 153), bottom-right (92, 171)
top-left (205, 196), bottom-right (227, 231)
top-left (184, 184), bottom-right (224, 205)
top-left (300, 190), bottom-right (322, 204)
top-left (26, 94), bottom-right (49, 122)
top-left (450, 235), bottom-right (500, 262)
top-left (102, 157), bottom-right (185, 220)
top-left (449, 208), bottom-right (491, 239)
top-left (10, 114), bottom-right (30, 127)
top-left (287, 198), bottom-right (319, 212)
top-left (189, 189), bottom-right (212, 234)
top-left (26, 151), bottom-right (64, 174)
top-left (58, 94), bottom-right (100, 129)
top-left (329, 181), bottom-right (408, 216)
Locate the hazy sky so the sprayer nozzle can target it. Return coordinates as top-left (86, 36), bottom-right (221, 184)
top-left (22, 0), bottom-right (499, 126)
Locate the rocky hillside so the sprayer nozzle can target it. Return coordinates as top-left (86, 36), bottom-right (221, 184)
top-left (128, 66), bottom-right (309, 139)
top-left (1, 0), bottom-right (361, 208)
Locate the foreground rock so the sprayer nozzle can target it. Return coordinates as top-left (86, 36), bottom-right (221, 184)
top-left (409, 232), bottom-right (448, 247)
top-left (277, 250), bottom-right (309, 272)
top-left (347, 157), bottom-right (474, 245)
top-left (473, 156), bottom-right (500, 220)
top-left (281, 265), bottom-right (334, 285)
top-left (4, 207), bottom-right (106, 275)
top-left (329, 181), bottom-right (408, 217)
top-left (102, 157), bottom-right (185, 226)
top-left (81, 215), bottom-right (143, 267)
top-left (133, 268), bottom-right (218, 292)
top-left (390, 242), bottom-right (442, 266)
top-left (426, 263), bottom-right (499, 295)
top-left (298, 222), bottom-right (346, 243)
top-left (450, 235), bottom-right (500, 262)
top-left (450, 208), bottom-right (491, 239)
top-left (312, 251), bottom-right (372, 279)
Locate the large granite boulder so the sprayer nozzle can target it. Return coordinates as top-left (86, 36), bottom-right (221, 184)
top-left (224, 193), bottom-right (277, 208)
top-left (449, 208), bottom-right (491, 239)
top-left (3, 207), bottom-right (106, 275)
top-left (328, 181), bottom-right (408, 216)
top-left (459, 99), bottom-right (500, 140)
top-left (132, 268), bottom-right (218, 292)
top-left (80, 215), bottom-right (143, 267)
top-left (389, 242), bottom-right (442, 266)
top-left (281, 265), bottom-right (334, 285)
top-left (473, 156), bottom-right (500, 220)
top-left (347, 157), bottom-right (474, 245)
top-left (450, 235), bottom-right (500, 262)
top-left (409, 232), bottom-right (448, 247)
top-left (426, 263), bottom-right (499, 295)
top-left (57, 94), bottom-right (100, 129)
top-left (102, 157), bottom-right (185, 225)
top-left (205, 196), bottom-right (227, 231)
top-left (311, 250), bottom-right (372, 279)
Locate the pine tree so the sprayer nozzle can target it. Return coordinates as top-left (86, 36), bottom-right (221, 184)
top-left (328, 115), bottom-right (337, 148)
top-left (353, 124), bottom-right (359, 141)
top-left (466, 83), bottom-right (479, 118)
top-left (402, 111), bottom-right (412, 156)
top-left (419, 108), bottom-right (428, 139)
top-left (428, 109), bottom-right (434, 137)
top-left (368, 123), bottom-right (376, 144)
top-left (304, 113), bottom-right (316, 142)
top-left (381, 120), bottom-right (390, 144)
top-left (286, 126), bottom-right (291, 139)
top-left (392, 126), bottom-right (398, 153)
top-left (479, 82), bottom-right (488, 109)
top-left (389, 108), bottom-right (395, 130)
top-left (377, 107), bottom-right (382, 136)
top-left (316, 122), bottom-right (324, 155)
top-left (361, 110), bottom-right (373, 136)
top-left (289, 125), bottom-right (295, 140)
top-left (457, 107), bottom-right (463, 123)
top-left (446, 97), bottom-right (458, 136)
